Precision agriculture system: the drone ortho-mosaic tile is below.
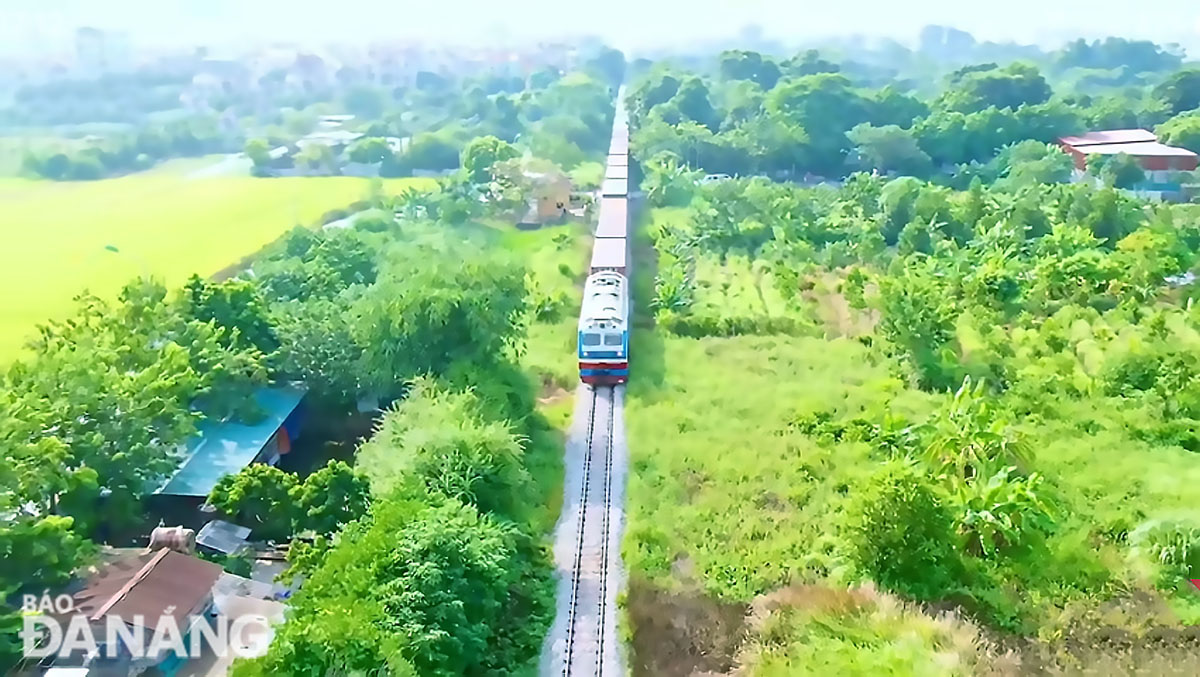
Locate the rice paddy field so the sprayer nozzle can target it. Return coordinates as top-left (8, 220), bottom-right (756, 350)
top-left (0, 164), bottom-right (433, 360)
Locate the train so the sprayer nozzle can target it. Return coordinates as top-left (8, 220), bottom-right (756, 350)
top-left (579, 91), bottom-right (632, 385)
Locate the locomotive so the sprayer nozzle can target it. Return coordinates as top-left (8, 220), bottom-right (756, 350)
top-left (578, 271), bottom-right (629, 385)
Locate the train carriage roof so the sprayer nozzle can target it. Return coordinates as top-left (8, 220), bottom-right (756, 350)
top-left (589, 236), bottom-right (627, 272)
top-left (595, 198), bottom-right (628, 239)
top-left (607, 153), bottom-right (629, 167)
top-left (601, 177), bottom-right (628, 197)
top-left (605, 164), bottom-right (628, 180)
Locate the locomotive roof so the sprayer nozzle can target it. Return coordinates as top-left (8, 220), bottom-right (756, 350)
top-left (579, 271), bottom-right (627, 330)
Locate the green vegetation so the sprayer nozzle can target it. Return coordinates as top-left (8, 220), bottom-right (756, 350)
top-left (624, 160), bottom-right (1200, 671)
top-left (0, 172), bottom-right (433, 360)
top-left (625, 43), bottom-right (1194, 184)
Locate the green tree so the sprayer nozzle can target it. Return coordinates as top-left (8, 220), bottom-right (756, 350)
top-left (357, 379), bottom-right (529, 517)
top-left (718, 50), bottom-right (781, 89)
top-left (1156, 112), bottom-right (1200, 153)
top-left (180, 275), bottom-right (279, 353)
top-left (940, 62), bottom-right (1051, 113)
top-left (406, 132), bottom-right (460, 171)
top-left (295, 143), bottom-right (337, 173)
top-left (876, 266), bottom-right (959, 390)
top-left (460, 135), bottom-right (519, 184)
top-left (271, 297), bottom-right (365, 407)
top-left (10, 280), bottom-right (266, 521)
top-left (347, 136), bottom-right (393, 164)
top-left (766, 73), bottom-right (869, 173)
top-left (208, 464), bottom-right (299, 541)
top-left (242, 494), bottom-right (550, 676)
top-left (847, 123), bottom-right (933, 176)
top-left (292, 461), bottom-right (372, 535)
top-left (1100, 153), bottom-right (1146, 189)
top-left (1154, 68), bottom-right (1200, 115)
top-left (352, 242), bottom-right (527, 395)
top-left (244, 138), bottom-right (272, 167)
top-left (584, 46), bottom-right (626, 89)
top-left (665, 76), bottom-right (721, 132)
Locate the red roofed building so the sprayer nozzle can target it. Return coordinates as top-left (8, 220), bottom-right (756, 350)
top-left (1058, 129), bottom-right (1198, 200)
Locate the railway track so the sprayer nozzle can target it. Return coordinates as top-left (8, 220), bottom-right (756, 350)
top-left (560, 385), bottom-right (619, 676)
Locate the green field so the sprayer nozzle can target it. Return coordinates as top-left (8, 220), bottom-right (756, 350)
top-left (0, 170), bottom-right (434, 360)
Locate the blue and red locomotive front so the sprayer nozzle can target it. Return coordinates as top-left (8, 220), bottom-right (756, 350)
top-left (578, 271), bottom-right (629, 385)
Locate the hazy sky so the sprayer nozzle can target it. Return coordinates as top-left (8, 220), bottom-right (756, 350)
top-left (4, 0), bottom-right (1200, 54)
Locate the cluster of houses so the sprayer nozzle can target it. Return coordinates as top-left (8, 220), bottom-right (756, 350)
top-left (17, 387), bottom-right (307, 677)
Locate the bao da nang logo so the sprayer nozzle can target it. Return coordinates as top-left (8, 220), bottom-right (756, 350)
top-left (20, 592), bottom-right (274, 662)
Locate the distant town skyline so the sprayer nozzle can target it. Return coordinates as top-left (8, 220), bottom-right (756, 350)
top-left (2, 0), bottom-right (1199, 57)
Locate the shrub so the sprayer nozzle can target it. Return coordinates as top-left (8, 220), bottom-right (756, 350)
top-left (847, 461), bottom-right (962, 601)
top-left (357, 378), bottom-right (530, 518)
top-left (1129, 517), bottom-right (1200, 587)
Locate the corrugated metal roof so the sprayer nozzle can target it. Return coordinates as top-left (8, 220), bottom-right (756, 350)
top-left (595, 197), bottom-right (628, 238)
top-left (70, 549), bottom-right (223, 630)
top-left (1070, 141), bottom-right (1197, 158)
top-left (1060, 129), bottom-right (1157, 146)
top-left (157, 387), bottom-right (306, 497)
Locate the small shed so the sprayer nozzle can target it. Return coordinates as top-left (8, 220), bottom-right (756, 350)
top-left (157, 387), bottom-right (306, 498)
top-left (519, 169), bottom-right (572, 226)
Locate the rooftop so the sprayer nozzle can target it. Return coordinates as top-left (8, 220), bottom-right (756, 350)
top-left (1070, 140), bottom-right (1198, 158)
top-left (1060, 129), bottom-right (1158, 147)
top-left (157, 387), bottom-right (306, 497)
top-left (69, 549), bottom-right (223, 631)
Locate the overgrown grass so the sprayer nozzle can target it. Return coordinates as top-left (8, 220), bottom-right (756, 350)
top-left (623, 333), bottom-right (936, 601)
top-left (623, 204), bottom-right (1200, 672)
top-left (740, 586), bottom-right (986, 676)
top-left (0, 172), bottom-right (433, 360)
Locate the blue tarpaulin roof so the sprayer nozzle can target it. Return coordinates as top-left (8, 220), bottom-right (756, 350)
top-left (156, 387), bottom-right (306, 497)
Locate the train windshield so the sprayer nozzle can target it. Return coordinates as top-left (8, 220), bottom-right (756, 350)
top-left (604, 334), bottom-right (623, 346)
top-left (582, 333), bottom-right (602, 346)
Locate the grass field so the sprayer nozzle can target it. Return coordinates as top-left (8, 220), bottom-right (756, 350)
top-left (0, 170), bottom-right (434, 360)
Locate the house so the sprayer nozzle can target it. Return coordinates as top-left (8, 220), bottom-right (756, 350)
top-left (155, 387), bottom-right (306, 500)
top-left (40, 548), bottom-right (224, 675)
top-left (519, 170), bottom-right (573, 226)
top-left (33, 546), bottom-right (286, 677)
top-left (1058, 129), bottom-right (1199, 201)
